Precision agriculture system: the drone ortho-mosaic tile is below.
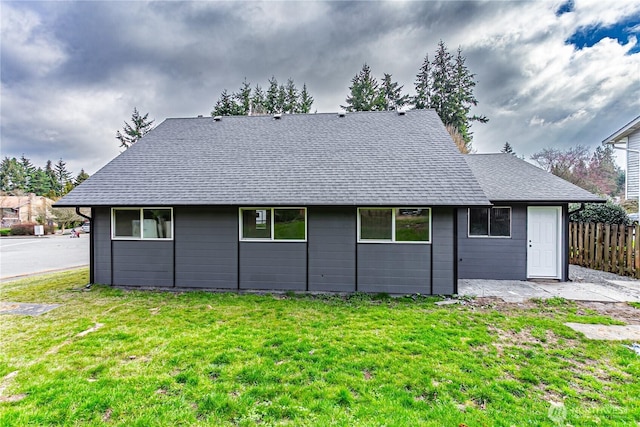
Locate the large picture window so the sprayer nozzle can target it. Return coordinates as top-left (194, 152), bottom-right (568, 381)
top-left (112, 208), bottom-right (173, 240)
top-left (358, 208), bottom-right (431, 243)
top-left (468, 207), bottom-right (511, 237)
top-left (240, 208), bottom-right (306, 241)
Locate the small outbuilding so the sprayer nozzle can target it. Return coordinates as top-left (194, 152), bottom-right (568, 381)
top-left (56, 110), bottom-right (602, 294)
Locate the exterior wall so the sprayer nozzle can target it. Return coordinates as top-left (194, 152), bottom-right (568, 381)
top-left (626, 130), bottom-right (640, 199)
top-left (175, 207), bottom-right (237, 288)
top-left (239, 242), bottom-right (306, 290)
top-left (432, 207), bottom-right (456, 294)
top-left (112, 240), bottom-right (173, 287)
top-left (93, 207), bottom-right (112, 284)
top-left (92, 205), bottom-right (460, 294)
top-left (357, 244), bottom-right (431, 294)
top-left (457, 204), bottom-right (528, 280)
top-left (308, 207), bottom-right (356, 292)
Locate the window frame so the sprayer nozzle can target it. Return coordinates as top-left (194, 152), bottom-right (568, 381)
top-left (467, 206), bottom-right (511, 238)
top-left (111, 207), bottom-right (174, 240)
top-left (357, 207), bottom-right (432, 244)
top-left (238, 207), bottom-right (307, 242)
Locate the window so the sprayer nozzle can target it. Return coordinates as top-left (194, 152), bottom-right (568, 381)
top-left (358, 208), bottom-right (431, 243)
top-left (240, 208), bottom-right (306, 241)
top-left (112, 208), bottom-right (173, 240)
top-left (468, 207), bottom-right (511, 237)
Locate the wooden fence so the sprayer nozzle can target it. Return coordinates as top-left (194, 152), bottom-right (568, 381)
top-left (569, 222), bottom-right (640, 278)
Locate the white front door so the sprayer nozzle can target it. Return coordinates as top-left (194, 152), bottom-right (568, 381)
top-left (527, 207), bottom-right (561, 279)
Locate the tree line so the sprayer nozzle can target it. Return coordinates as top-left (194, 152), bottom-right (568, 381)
top-left (122, 41), bottom-right (487, 155)
top-left (212, 77), bottom-right (314, 117)
top-left (0, 156), bottom-right (89, 198)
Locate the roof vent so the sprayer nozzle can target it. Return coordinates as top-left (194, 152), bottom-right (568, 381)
top-left (338, 111), bottom-right (346, 117)
top-left (396, 108), bottom-right (407, 116)
top-left (273, 113), bottom-right (282, 120)
top-left (197, 115), bottom-right (203, 118)
top-left (213, 116), bottom-right (222, 121)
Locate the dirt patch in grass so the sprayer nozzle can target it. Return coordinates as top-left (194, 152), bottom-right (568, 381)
top-left (575, 301), bottom-right (640, 324)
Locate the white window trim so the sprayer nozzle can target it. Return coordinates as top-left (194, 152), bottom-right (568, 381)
top-left (111, 207), bottom-right (174, 241)
top-left (467, 206), bottom-right (511, 238)
top-left (239, 207), bottom-right (307, 242)
top-left (357, 207), bottom-right (432, 244)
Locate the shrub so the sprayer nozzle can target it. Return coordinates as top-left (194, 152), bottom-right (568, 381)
top-left (0, 228), bottom-right (10, 236)
top-left (569, 202), bottom-right (629, 225)
top-left (9, 222), bottom-right (55, 235)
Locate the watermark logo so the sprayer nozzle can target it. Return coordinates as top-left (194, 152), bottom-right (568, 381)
top-left (548, 402), bottom-right (567, 426)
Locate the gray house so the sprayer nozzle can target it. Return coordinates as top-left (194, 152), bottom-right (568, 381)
top-left (56, 110), bottom-right (602, 294)
top-left (603, 115), bottom-right (640, 200)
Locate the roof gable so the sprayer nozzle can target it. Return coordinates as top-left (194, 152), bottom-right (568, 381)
top-left (56, 110), bottom-right (491, 207)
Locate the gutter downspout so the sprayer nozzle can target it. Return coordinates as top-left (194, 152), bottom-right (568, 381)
top-left (75, 207), bottom-right (94, 285)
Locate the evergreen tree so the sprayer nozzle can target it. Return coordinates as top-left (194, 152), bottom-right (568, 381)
top-left (341, 63), bottom-right (383, 112)
top-left (284, 78), bottom-right (299, 113)
top-left (251, 84), bottom-right (266, 115)
top-left (277, 84), bottom-right (287, 113)
top-left (234, 78), bottom-right (252, 115)
top-left (30, 168), bottom-right (52, 195)
top-left (265, 76), bottom-right (280, 114)
top-left (54, 158), bottom-right (72, 196)
top-left (75, 169), bottom-right (90, 186)
top-left (299, 83), bottom-right (314, 113)
top-left (413, 54), bottom-right (432, 110)
top-left (44, 160), bottom-right (58, 197)
top-left (212, 89), bottom-right (241, 116)
top-left (20, 155), bottom-right (36, 192)
top-left (379, 73), bottom-right (409, 111)
top-left (412, 42), bottom-right (487, 148)
top-left (116, 108), bottom-right (155, 149)
top-left (0, 157), bottom-right (27, 193)
top-left (501, 142), bottom-right (515, 155)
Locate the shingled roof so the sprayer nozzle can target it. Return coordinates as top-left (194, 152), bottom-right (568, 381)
top-left (56, 110), bottom-right (492, 207)
top-left (464, 153), bottom-right (604, 203)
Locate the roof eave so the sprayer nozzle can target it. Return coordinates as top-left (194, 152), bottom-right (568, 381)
top-left (603, 115), bottom-right (640, 144)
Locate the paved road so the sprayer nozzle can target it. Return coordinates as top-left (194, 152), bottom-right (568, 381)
top-left (0, 233), bottom-right (89, 280)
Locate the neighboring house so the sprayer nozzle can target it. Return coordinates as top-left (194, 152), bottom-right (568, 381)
top-left (0, 194), bottom-right (54, 227)
top-left (56, 110), bottom-right (602, 294)
top-left (603, 115), bottom-right (640, 200)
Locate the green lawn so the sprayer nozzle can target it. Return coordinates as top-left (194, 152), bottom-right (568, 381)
top-left (1, 269), bottom-right (638, 426)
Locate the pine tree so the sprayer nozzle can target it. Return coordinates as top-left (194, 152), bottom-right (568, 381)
top-left (299, 84), bottom-right (314, 113)
top-left (54, 158), bottom-right (72, 196)
top-left (251, 84), bottom-right (266, 115)
top-left (234, 79), bottom-right (252, 115)
top-left (413, 54), bottom-right (432, 110)
top-left (30, 168), bottom-right (52, 195)
top-left (341, 63), bottom-right (384, 112)
top-left (0, 157), bottom-right (26, 193)
top-left (284, 78), bottom-right (299, 113)
top-left (75, 169), bottom-right (90, 186)
top-left (44, 160), bottom-right (58, 197)
top-left (501, 142), bottom-right (515, 155)
top-left (379, 73), bottom-right (409, 111)
top-left (412, 42), bottom-right (487, 148)
top-left (20, 155), bottom-right (36, 193)
top-left (116, 108), bottom-right (155, 149)
top-left (265, 76), bottom-right (280, 114)
top-left (212, 89), bottom-right (241, 116)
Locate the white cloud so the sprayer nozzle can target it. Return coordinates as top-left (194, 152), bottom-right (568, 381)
top-left (0, 3), bottom-right (67, 77)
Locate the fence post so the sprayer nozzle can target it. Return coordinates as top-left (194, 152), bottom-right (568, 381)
top-left (611, 224), bottom-right (618, 272)
top-left (618, 226), bottom-right (625, 276)
top-left (604, 224), bottom-right (611, 272)
top-left (635, 223), bottom-right (640, 279)
top-left (595, 223), bottom-right (603, 270)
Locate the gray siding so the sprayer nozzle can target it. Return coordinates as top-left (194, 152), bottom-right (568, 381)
top-left (357, 244), bottom-right (431, 294)
top-left (457, 204), bottom-right (527, 280)
top-left (175, 207), bottom-right (237, 289)
top-left (432, 207), bottom-right (455, 294)
top-left (93, 207), bottom-right (112, 284)
top-left (239, 242), bottom-right (306, 290)
top-left (308, 207), bottom-right (356, 292)
top-left (112, 241), bottom-right (173, 287)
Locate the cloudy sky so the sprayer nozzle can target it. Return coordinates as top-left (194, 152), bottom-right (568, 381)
top-left (2, 0), bottom-right (639, 176)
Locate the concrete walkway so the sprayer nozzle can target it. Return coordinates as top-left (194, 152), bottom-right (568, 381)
top-left (458, 279), bottom-right (640, 303)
